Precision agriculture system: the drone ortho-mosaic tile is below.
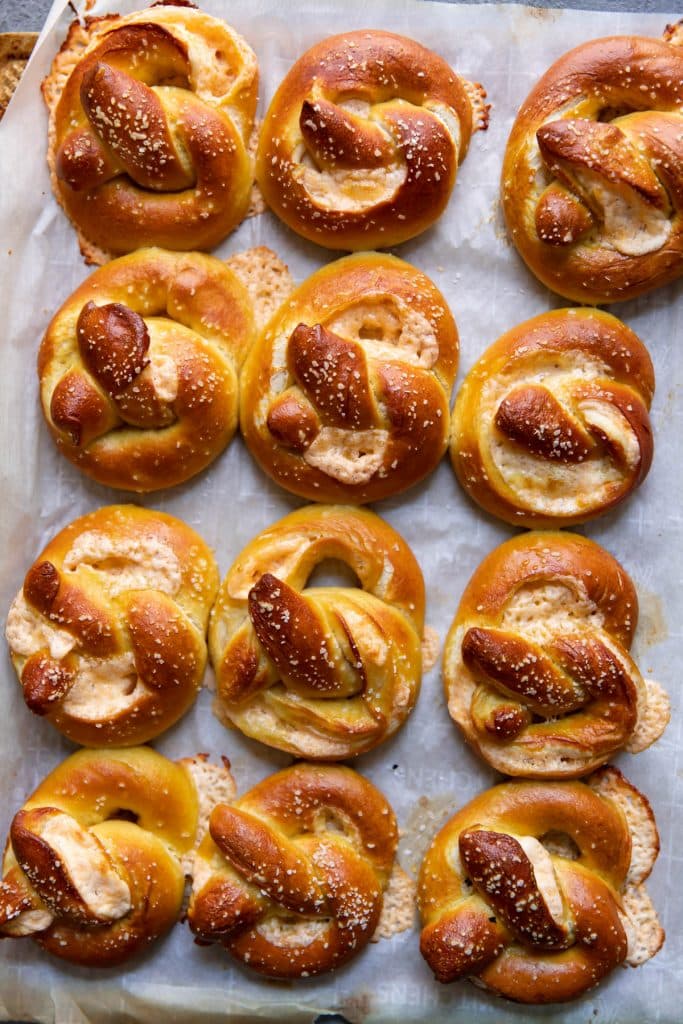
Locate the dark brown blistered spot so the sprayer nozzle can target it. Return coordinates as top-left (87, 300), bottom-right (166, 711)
top-left (77, 301), bottom-right (150, 396)
top-left (24, 561), bottom-right (60, 612)
top-left (21, 653), bottom-right (74, 715)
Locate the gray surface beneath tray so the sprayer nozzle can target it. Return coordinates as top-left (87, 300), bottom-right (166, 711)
top-left (2, 0), bottom-right (683, 34)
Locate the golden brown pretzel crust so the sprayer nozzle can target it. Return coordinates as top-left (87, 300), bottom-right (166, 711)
top-left (209, 504), bottom-right (425, 759)
top-left (450, 308), bottom-right (654, 527)
top-left (502, 27), bottom-right (683, 303)
top-left (0, 747), bottom-right (199, 965)
top-left (188, 762), bottom-right (398, 977)
top-left (418, 768), bottom-right (662, 1003)
top-left (6, 505), bottom-right (218, 745)
top-left (443, 531), bottom-right (668, 777)
top-left (256, 29), bottom-right (486, 249)
top-left (240, 253), bottom-right (459, 503)
top-left (38, 248), bottom-right (255, 492)
top-left (42, 5), bottom-right (258, 263)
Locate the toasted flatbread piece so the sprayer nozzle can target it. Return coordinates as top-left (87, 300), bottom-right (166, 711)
top-left (0, 32), bottom-right (37, 120)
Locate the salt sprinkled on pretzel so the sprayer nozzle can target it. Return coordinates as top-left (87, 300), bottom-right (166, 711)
top-left (0, 747), bottom-right (235, 966)
top-left (209, 504), bottom-right (426, 759)
top-left (6, 505), bottom-right (218, 746)
top-left (502, 22), bottom-right (683, 303)
top-left (418, 767), bottom-right (663, 1003)
top-left (450, 307), bottom-right (655, 527)
top-left (256, 29), bottom-right (488, 250)
top-left (42, 3), bottom-right (258, 263)
top-left (443, 531), bottom-right (669, 778)
top-left (188, 762), bottom-right (404, 977)
top-left (240, 253), bottom-right (459, 504)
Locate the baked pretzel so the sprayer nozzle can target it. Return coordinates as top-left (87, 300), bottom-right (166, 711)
top-left (188, 762), bottom-right (398, 977)
top-left (6, 505), bottom-right (218, 746)
top-left (240, 253), bottom-right (459, 503)
top-left (418, 766), bottom-right (663, 1003)
top-left (443, 531), bottom-right (669, 777)
top-left (502, 22), bottom-right (683, 303)
top-left (38, 248), bottom-right (255, 492)
top-left (450, 308), bottom-right (654, 527)
top-left (42, 3), bottom-right (258, 264)
top-left (255, 29), bottom-right (488, 250)
top-left (0, 747), bottom-right (200, 965)
top-left (209, 504), bottom-right (425, 759)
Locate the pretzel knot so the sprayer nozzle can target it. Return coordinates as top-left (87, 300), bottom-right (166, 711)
top-left (5, 505), bottom-right (218, 746)
top-left (255, 29), bottom-right (487, 250)
top-left (443, 532), bottom-right (668, 778)
top-left (209, 505), bottom-right (425, 759)
top-left (39, 248), bottom-right (255, 492)
top-left (42, 5), bottom-right (258, 263)
top-left (450, 308), bottom-right (654, 527)
top-left (418, 768), bottom-right (663, 1003)
top-left (0, 747), bottom-right (200, 965)
top-left (502, 24), bottom-right (683, 303)
top-left (188, 763), bottom-right (398, 977)
top-left (240, 253), bottom-right (459, 503)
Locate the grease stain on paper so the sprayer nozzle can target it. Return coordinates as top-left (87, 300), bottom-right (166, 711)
top-left (637, 587), bottom-right (668, 648)
top-left (399, 794), bottom-right (457, 877)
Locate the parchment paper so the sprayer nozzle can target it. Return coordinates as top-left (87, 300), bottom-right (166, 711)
top-left (0, 1), bottom-right (681, 1021)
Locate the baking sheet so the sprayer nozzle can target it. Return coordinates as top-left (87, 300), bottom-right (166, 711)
top-left (0, 1), bottom-right (681, 1021)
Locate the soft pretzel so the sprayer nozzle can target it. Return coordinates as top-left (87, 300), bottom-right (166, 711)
top-left (0, 747), bottom-right (204, 965)
top-left (418, 766), bottom-right (663, 1003)
top-left (502, 23), bottom-right (683, 303)
top-left (443, 531), bottom-right (669, 777)
top-left (240, 253), bottom-right (459, 503)
top-left (209, 504), bottom-right (425, 759)
top-left (450, 308), bottom-right (654, 527)
top-left (188, 762), bottom-right (399, 977)
top-left (255, 29), bottom-right (488, 250)
top-left (5, 505), bottom-right (218, 746)
top-left (42, 3), bottom-right (258, 264)
top-left (38, 247), bottom-right (255, 492)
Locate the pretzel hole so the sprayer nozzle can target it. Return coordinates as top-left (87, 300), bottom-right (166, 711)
top-left (155, 71), bottom-right (190, 90)
top-left (502, 581), bottom-right (596, 630)
top-left (312, 807), bottom-right (358, 840)
top-left (528, 709), bottom-right (581, 724)
top-left (306, 558), bottom-right (361, 590)
top-left (106, 808), bottom-right (139, 824)
top-left (122, 674), bottom-right (138, 697)
top-left (358, 325), bottom-right (385, 341)
top-left (297, 147), bottom-right (318, 171)
top-left (540, 830), bottom-right (579, 860)
top-left (257, 914), bottom-right (329, 947)
top-left (337, 97), bottom-right (372, 118)
top-left (597, 105), bottom-right (635, 123)
top-left (331, 300), bottom-right (402, 347)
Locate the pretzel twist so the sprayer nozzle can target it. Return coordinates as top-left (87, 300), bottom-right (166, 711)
top-left (450, 308), bottom-right (654, 527)
top-left (418, 767), bottom-right (662, 1003)
top-left (5, 505), bottom-right (218, 746)
top-left (42, 4), bottom-right (258, 263)
top-left (240, 253), bottom-right (459, 503)
top-left (443, 532), bottom-right (668, 778)
top-left (209, 505), bottom-right (425, 759)
top-left (39, 248), bottom-right (255, 492)
top-left (0, 747), bottom-right (199, 965)
top-left (502, 23), bottom-right (683, 303)
top-left (255, 29), bottom-right (487, 250)
top-left (188, 762), bottom-right (398, 977)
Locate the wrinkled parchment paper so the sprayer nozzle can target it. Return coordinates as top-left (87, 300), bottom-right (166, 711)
top-left (0, 1), bottom-right (681, 1021)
